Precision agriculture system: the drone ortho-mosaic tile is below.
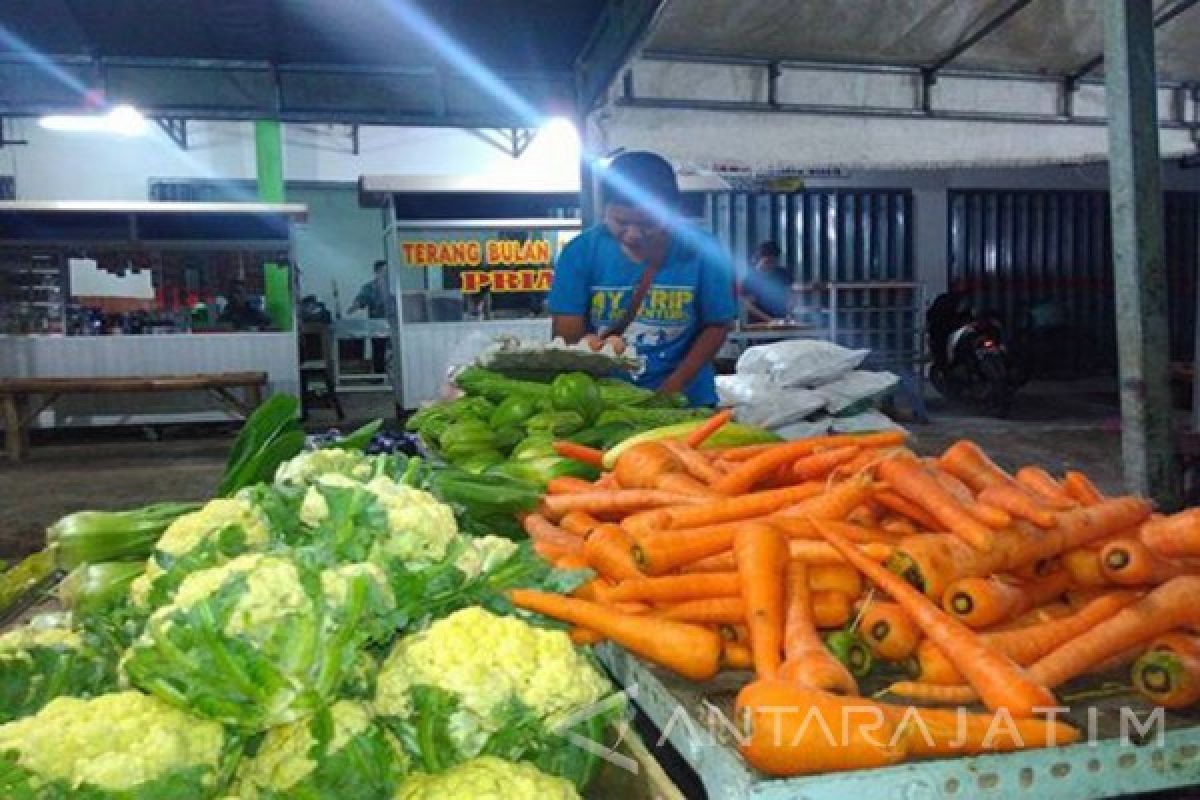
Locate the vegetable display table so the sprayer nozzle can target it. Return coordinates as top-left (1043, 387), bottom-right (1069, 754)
top-left (0, 372), bottom-right (267, 462)
top-left (598, 643), bottom-right (1200, 800)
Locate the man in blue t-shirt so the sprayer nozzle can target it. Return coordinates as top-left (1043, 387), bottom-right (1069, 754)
top-left (547, 152), bottom-right (736, 406)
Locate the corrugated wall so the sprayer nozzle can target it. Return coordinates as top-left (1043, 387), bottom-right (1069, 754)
top-left (697, 189), bottom-right (917, 360)
top-left (948, 190), bottom-right (1200, 375)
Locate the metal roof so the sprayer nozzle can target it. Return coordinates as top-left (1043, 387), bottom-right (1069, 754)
top-left (0, 0), bottom-right (658, 127)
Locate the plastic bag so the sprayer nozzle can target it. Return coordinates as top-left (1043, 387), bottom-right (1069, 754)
top-left (816, 370), bottom-right (900, 416)
top-left (829, 409), bottom-right (906, 434)
top-left (773, 417), bottom-right (832, 441)
top-left (735, 388), bottom-right (826, 430)
top-left (736, 339), bottom-right (868, 388)
top-left (715, 374), bottom-right (778, 407)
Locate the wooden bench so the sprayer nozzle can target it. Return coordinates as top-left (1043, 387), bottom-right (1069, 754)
top-left (0, 372), bottom-right (267, 463)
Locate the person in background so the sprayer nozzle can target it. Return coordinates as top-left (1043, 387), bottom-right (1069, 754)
top-left (219, 279), bottom-right (272, 330)
top-left (742, 241), bottom-right (792, 323)
top-left (347, 260), bottom-right (391, 376)
top-left (547, 151), bottom-right (736, 406)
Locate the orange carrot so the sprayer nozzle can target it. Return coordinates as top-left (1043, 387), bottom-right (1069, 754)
top-left (807, 564), bottom-right (863, 598)
top-left (734, 524), bottom-right (789, 679)
top-left (661, 483), bottom-right (825, 530)
top-left (811, 590), bottom-right (854, 629)
top-left (938, 440), bottom-right (1019, 492)
top-left (941, 570), bottom-right (1072, 630)
top-left (660, 439), bottom-right (726, 486)
top-left (553, 553), bottom-right (590, 571)
top-left (715, 432), bottom-right (907, 495)
top-left (977, 485), bottom-right (1058, 529)
top-left (722, 640), bottom-right (755, 670)
top-left (771, 517), bottom-right (892, 544)
top-left (775, 475), bottom-right (874, 523)
top-left (680, 540), bottom-right (894, 573)
top-left (930, 466), bottom-right (1013, 529)
top-left (1015, 466), bottom-right (1077, 510)
top-left (606, 572), bottom-right (741, 603)
top-left (736, 680), bottom-right (906, 777)
top-left (1100, 538), bottom-right (1195, 586)
top-left (811, 517), bottom-right (1057, 717)
top-left (582, 524), bottom-right (643, 581)
top-left (559, 510), bottom-right (602, 537)
top-left (884, 704), bottom-right (1080, 756)
top-left (522, 514), bottom-right (584, 554)
top-left (620, 509), bottom-right (670, 540)
top-left (542, 488), bottom-right (705, 517)
top-left (545, 476), bottom-right (597, 495)
top-left (880, 516), bottom-right (918, 536)
top-left (569, 627), bottom-right (604, 646)
top-left (686, 408), bottom-right (734, 448)
top-left (859, 601), bottom-right (920, 662)
top-left (878, 456), bottom-right (996, 551)
top-left (1063, 470), bottom-right (1104, 506)
top-left (713, 443), bottom-right (776, 462)
top-left (552, 440), bottom-right (604, 467)
top-left (510, 589), bottom-right (722, 681)
top-left (791, 446), bottom-right (861, 482)
top-left (1063, 547), bottom-right (1109, 587)
top-left (654, 472), bottom-right (718, 497)
top-left (778, 561), bottom-right (858, 694)
top-left (1140, 509), bottom-right (1200, 558)
top-left (1132, 633), bottom-right (1200, 709)
top-left (633, 522), bottom-right (746, 575)
top-left (612, 441), bottom-right (682, 489)
top-left (660, 596), bottom-right (746, 625)
top-left (873, 489), bottom-right (942, 531)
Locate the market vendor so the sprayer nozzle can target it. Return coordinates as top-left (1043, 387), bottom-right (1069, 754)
top-left (742, 240), bottom-right (792, 323)
top-left (347, 260), bottom-right (391, 375)
top-left (547, 151), bottom-right (736, 406)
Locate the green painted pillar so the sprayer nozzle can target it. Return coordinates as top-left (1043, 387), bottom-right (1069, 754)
top-left (254, 120), bottom-right (291, 330)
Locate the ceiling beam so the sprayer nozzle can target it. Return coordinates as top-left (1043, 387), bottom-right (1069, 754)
top-left (1064, 0), bottom-right (1199, 88)
top-left (575, 0), bottom-right (667, 114)
top-left (925, 0), bottom-right (1035, 76)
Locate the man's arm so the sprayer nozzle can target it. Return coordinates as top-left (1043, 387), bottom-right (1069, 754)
top-left (552, 314), bottom-right (588, 345)
top-left (658, 323), bottom-right (730, 396)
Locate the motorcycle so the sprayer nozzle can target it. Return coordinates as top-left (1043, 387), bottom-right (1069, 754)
top-left (926, 293), bottom-right (1028, 416)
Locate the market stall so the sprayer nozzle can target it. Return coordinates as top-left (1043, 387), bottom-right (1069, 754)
top-left (0, 202), bottom-right (306, 428)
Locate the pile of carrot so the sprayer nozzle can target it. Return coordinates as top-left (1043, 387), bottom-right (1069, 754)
top-left (508, 418), bottom-right (1200, 776)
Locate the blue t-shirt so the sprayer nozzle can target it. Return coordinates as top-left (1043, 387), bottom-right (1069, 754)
top-left (547, 225), bottom-right (736, 406)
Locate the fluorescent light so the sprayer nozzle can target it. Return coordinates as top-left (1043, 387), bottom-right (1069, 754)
top-left (39, 104), bottom-right (147, 136)
top-left (533, 116), bottom-right (580, 164)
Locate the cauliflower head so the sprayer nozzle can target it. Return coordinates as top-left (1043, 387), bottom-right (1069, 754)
top-left (0, 690), bottom-right (229, 798)
top-left (130, 492), bottom-right (273, 609)
top-left (453, 535), bottom-right (518, 582)
top-left (123, 553), bottom-right (395, 731)
top-left (0, 618), bottom-right (116, 723)
top-left (274, 449), bottom-right (376, 490)
top-left (374, 607), bottom-right (612, 783)
top-left (235, 700), bottom-right (407, 800)
top-left (395, 756), bottom-right (579, 800)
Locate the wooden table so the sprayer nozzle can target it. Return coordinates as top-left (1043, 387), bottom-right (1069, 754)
top-left (0, 372), bottom-right (267, 463)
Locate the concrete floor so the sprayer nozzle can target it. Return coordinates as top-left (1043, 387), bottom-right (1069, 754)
top-left (0, 381), bottom-right (1132, 561)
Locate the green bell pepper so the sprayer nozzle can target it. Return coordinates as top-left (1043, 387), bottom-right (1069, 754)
top-left (524, 411), bottom-right (585, 438)
top-left (439, 419), bottom-right (499, 461)
top-left (489, 394), bottom-right (539, 429)
top-left (453, 449), bottom-right (507, 474)
top-left (550, 372), bottom-right (604, 424)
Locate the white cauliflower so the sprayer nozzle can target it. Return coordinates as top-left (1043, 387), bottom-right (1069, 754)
top-left (452, 535), bottom-right (519, 581)
top-left (274, 449), bottom-right (376, 489)
top-left (395, 756), bottom-right (579, 800)
top-left (0, 690), bottom-right (227, 796)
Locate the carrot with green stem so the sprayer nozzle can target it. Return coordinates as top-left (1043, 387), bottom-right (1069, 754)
top-left (1132, 633), bottom-right (1200, 709)
top-left (714, 431), bottom-right (907, 495)
top-left (552, 441), bottom-right (605, 468)
top-left (685, 408), bottom-right (734, 448)
top-left (1099, 538), bottom-right (1195, 586)
top-left (606, 572), bottom-right (741, 603)
top-left (1063, 470), bottom-right (1104, 506)
top-left (858, 601), bottom-right (921, 662)
top-left (941, 570), bottom-right (1073, 630)
top-left (733, 523), bottom-right (790, 679)
top-left (778, 561), bottom-right (858, 694)
top-left (509, 588), bottom-right (722, 681)
top-left (877, 455), bottom-right (996, 551)
top-left (809, 517), bottom-right (1057, 716)
top-left (1015, 466), bottom-right (1077, 510)
top-left (1140, 509), bottom-right (1200, 558)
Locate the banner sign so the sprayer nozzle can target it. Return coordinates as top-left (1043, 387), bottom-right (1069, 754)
top-left (400, 239), bottom-right (555, 293)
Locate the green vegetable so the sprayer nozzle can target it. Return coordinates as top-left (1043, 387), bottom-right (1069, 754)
top-left (0, 618), bottom-right (118, 723)
top-left (489, 395), bottom-right (539, 429)
top-left (218, 393), bottom-right (306, 497)
top-left (46, 501), bottom-right (201, 570)
top-left (824, 630), bottom-right (873, 678)
top-left (489, 458), bottom-right (597, 488)
top-left (326, 418), bottom-right (384, 451)
top-left (511, 436), bottom-right (556, 462)
top-left (123, 552), bottom-right (396, 731)
top-left (602, 419), bottom-right (780, 469)
top-left (594, 406), bottom-right (709, 430)
top-left (0, 549), bottom-right (58, 618)
top-left (566, 422), bottom-right (639, 450)
top-left (234, 699), bottom-right (407, 799)
top-left (57, 562), bottom-right (144, 615)
top-left (0, 690), bottom-right (237, 799)
top-left (419, 467), bottom-right (542, 540)
top-left (374, 607), bottom-right (616, 789)
top-left (550, 373), bottom-right (603, 424)
top-left (524, 411), bottom-right (585, 438)
top-left (454, 368), bottom-right (551, 404)
top-left (454, 450), bottom-right (507, 474)
top-left (439, 419), bottom-right (499, 461)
